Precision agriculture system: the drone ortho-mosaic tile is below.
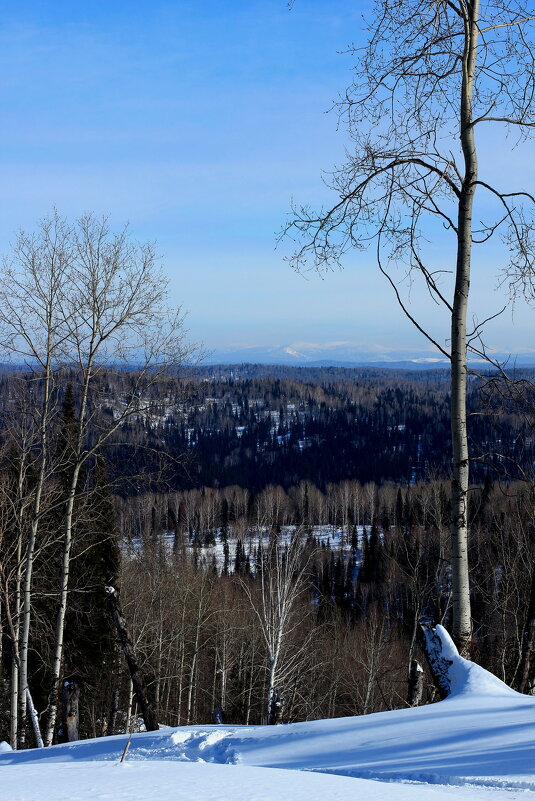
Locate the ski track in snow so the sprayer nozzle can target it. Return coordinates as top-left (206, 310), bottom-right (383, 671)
top-left (118, 723), bottom-right (535, 793)
top-left (131, 728), bottom-right (240, 765)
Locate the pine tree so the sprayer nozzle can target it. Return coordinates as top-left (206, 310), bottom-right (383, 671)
top-left (59, 454), bottom-right (120, 740)
top-left (395, 487), bottom-right (403, 529)
top-left (234, 539), bottom-right (244, 575)
top-left (350, 525), bottom-right (359, 554)
top-left (222, 536), bottom-right (230, 577)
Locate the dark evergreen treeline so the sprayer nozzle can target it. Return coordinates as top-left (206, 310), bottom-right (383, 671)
top-left (1, 366), bottom-right (531, 496)
top-left (102, 368), bottom-right (534, 492)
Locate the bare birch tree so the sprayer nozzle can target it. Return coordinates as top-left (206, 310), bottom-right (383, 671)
top-left (42, 213), bottom-right (193, 745)
top-left (285, 0), bottom-right (535, 654)
top-left (0, 211), bottom-right (195, 746)
top-left (0, 215), bottom-right (71, 745)
top-left (240, 531), bottom-right (313, 723)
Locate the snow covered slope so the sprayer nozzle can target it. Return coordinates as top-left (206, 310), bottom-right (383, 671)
top-left (2, 628), bottom-right (534, 801)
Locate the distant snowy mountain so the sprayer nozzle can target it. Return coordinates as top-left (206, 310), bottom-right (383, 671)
top-left (208, 343), bottom-right (535, 369)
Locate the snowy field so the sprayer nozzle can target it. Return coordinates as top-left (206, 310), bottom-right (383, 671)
top-left (2, 629), bottom-right (534, 801)
top-left (126, 524), bottom-right (365, 571)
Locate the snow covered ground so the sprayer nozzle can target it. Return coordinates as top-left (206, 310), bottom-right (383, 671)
top-left (2, 628), bottom-right (534, 801)
top-left (126, 524), bottom-right (364, 571)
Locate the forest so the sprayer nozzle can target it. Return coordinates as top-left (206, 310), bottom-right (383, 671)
top-left (98, 364), bottom-right (535, 492)
top-left (1, 361), bottom-right (534, 744)
top-left (4, 3), bottom-right (535, 801)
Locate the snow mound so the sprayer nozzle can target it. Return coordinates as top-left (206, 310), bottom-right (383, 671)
top-left (0, 741), bottom-right (12, 753)
top-left (433, 625), bottom-right (519, 698)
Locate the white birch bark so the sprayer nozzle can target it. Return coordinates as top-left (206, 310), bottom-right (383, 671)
top-left (43, 466), bottom-right (81, 746)
top-left (18, 350), bottom-right (55, 747)
top-left (450, 0), bottom-right (480, 655)
top-left (10, 459), bottom-right (26, 749)
top-left (125, 679), bottom-right (134, 734)
top-left (26, 689), bottom-right (44, 749)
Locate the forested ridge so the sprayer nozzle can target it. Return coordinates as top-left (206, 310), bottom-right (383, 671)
top-left (49, 364), bottom-right (533, 492)
top-left (2, 364), bottom-right (530, 497)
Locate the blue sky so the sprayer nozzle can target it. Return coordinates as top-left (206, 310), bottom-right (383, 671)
top-left (1, 0), bottom-right (533, 357)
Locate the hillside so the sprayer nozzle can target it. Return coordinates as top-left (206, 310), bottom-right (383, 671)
top-left (2, 629), bottom-right (534, 801)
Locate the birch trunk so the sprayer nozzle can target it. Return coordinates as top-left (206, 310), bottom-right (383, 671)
top-left (125, 679), bottom-right (134, 733)
top-left (266, 656), bottom-right (279, 723)
top-left (10, 655), bottom-right (18, 749)
top-left (3, 583), bottom-right (43, 748)
top-left (407, 660), bottom-right (424, 707)
top-left (43, 469), bottom-right (80, 747)
top-left (245, 646), bottom-right (255, 725)
top-left (450, 0), bottom-right (480, 656)
top-left (186, 610), bottom-right (202, 725)
top-left (26, 689), bottom-right (44, 748)
top-left (18, 356), bottom-right (53, 748)
top-left (176, 626), bottom-right (186, 725)
top-left (10, 506), bottom-right (24, 749)
top-left (518, 568), bottom-right (535, 694)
